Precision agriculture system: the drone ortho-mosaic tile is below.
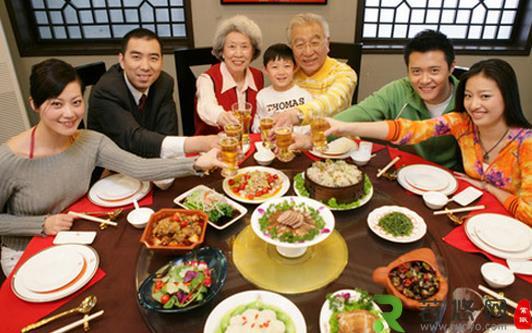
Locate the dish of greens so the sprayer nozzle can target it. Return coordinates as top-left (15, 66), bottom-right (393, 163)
top-left (320, 289), bottom-right (390, 333)
top-left (137, 247), bottom-right (227, 313)
top-left (293, 172), bottom-right (373, 211)
top-left (203, 290), bottom-right (307, 333)
top-left (367, 206), bottom-right (427, 243)
top-left (174, 185), bottom-right (247, 230)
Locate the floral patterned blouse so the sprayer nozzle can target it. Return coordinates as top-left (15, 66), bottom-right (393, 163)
top-left (385, 112), bottom-right (531, 225)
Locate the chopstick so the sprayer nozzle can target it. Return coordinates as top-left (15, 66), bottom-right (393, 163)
top-left (68, 211), bottom-right (118, 227)
top-left (478, 284), bottom-right (531, 315)
top-left (50, 310), bottom-right (104, 333)
top-left (376, 156), bottom-right (400, 178)
top-left (433, 205), bottom-right (485, 215)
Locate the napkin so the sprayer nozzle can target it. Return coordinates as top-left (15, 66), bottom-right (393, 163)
top-left (0, 236), bottom-right (106, 333)
top-left (67, 191), bottom-right (153, 213)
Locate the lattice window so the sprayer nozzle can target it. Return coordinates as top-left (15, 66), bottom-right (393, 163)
top-left (356, 0), bottom-right (530, 53)
top-left (6, 0), bottom-right (193, 55)
top-left (31, 0), bottom-right (187, 40)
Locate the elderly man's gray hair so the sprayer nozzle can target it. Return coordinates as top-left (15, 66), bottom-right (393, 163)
top-left (286, 13), bottom-right (330, 43)
top-left (211, 15), bottom-right (263, 61)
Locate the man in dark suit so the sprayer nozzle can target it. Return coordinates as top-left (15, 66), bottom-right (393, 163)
top-left (88, 28), bottom-right (217, 160)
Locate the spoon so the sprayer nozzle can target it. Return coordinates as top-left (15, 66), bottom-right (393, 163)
top-left (133, 199), bottom-right (140, 210)
top-left (21, 295), bottom-right (97, 332)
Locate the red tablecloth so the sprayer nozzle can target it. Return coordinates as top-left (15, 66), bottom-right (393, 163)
top-left (384, 147), bottom-right (529, 283)
top-left (0, 237), bottom-right (106, 333)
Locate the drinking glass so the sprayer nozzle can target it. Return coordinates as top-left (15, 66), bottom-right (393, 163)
top-left (259, 117), bottom-right (274, 149)
top-left (274, 126), bottom-right (295, 162)
top-left (219, 137), bottom-right (239, 177)
top-left (358, 141), bottom-right (373, 158)
top-left (224, 123), bottom-right (243, 150)
top-left (232, 102), bottom-right (252, 145)
top-left (310, 113), bottom-right (330, 152)
top-left (444, 288), bottom-right (484, 333)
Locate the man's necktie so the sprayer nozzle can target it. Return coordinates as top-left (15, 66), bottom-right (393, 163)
top-left (138, 94), bottom-right (147, 113)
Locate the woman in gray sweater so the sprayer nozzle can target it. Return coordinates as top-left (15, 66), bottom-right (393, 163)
top-left (0, 59), bottom-right (225, 275)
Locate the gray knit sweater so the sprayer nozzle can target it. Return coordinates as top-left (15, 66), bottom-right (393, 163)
top-left (0, 130), bottom-right (198, 251)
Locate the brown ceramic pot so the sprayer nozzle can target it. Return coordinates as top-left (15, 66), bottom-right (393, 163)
top-left (372, 248), bottom-right (448, 310)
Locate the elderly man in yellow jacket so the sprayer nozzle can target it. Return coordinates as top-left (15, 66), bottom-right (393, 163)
top-left (272, 13), bottom-right (358, 127)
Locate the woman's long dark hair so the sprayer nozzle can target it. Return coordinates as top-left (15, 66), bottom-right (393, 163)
top-left (455, 59), bottom-right (531, 128)
top-left (30, 58), bottom-right (84, 108)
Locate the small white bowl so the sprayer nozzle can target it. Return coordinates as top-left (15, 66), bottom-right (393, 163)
top-left (254, 151), bottom-right (275, 166)
top-left (127, 207), bottom-right (154, 229)
top-left (349, 151), bottom-right (370, 166)
top-left (481, 262), bottom-right (515, 289)
top-left (422, 191), bottom-right (448, 210)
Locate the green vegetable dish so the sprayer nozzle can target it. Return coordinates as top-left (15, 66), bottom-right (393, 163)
top-left (183, 189), bottom-right (235, 226)
top-left (151, 260), bottom-right (211, 309)
top-left (216, 301), bottom-right (295, 333)
top-left (327, 289), bottom-right (389, 333)
top-left (377, 212), bottom-right (413, 237)
top-left (259, 200), bottom-right (326, 243)
top-left (294, 173), bottom-right (372, 209)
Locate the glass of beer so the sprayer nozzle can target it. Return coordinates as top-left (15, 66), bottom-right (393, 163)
top-left (232, 102), bottom-right (252, 145)
top-left (220, 137), bottom-right (239, 177)
top-left (259, 117), bottom-right (274, 149)
top-left (224, 123), bottom-right (243, 150)
top-left (311, 115), bottom-right (330, 152)
top-left (274, 126), bottom-right (294, 162)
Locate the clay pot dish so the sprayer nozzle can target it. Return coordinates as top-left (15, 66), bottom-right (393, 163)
top-left (372, 248), bottom-right (448, 310)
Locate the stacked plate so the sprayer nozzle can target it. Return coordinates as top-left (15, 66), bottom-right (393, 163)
top-left (12, 244), bottom-right (99, 302)
top-left (397, 164), bottom-right (458, 195)
top-left (88, 174), bottom-right (150, 207)
top-left (309, 137), bottom-right (357, 160)
top-left (465, 213), bottom-right (532, 259)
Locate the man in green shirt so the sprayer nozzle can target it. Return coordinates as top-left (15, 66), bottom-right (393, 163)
top-left (335, 30), bottom-right (461, 170)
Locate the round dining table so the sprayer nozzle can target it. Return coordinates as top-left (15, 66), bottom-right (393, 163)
top-left (28, 148), bottom-right (530, 333)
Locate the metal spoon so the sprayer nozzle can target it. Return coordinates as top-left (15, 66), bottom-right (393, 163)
top-left (21, 295), bottom-right (97, 332)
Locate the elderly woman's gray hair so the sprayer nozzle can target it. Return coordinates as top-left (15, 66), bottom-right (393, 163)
top-left (286, 13), bottom-right (330, 42)
top-left (212, 15), bottom-right (262, 61)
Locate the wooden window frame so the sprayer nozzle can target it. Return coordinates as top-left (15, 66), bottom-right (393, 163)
top-left (355, 0), bottom-right (531, 55)
top-left (6, 0), bottom-right (194, 56)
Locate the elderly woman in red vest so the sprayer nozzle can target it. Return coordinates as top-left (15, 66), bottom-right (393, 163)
top-left (195, 15), bottom-right (264, 135)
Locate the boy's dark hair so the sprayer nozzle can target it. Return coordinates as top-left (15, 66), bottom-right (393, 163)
top-left (404, 30), bottom-right (455, 68)
top-left (263, 43), bottom-right (295, 67)
top-left (455, 59), bottom-right (531, 128)
top-left (30, 58), bottom-right (84, 108)
top-left (120, 28), bottom-right (162, 55)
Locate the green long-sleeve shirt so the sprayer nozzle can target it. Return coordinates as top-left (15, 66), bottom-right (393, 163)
top-left (335, 76), bottom-right (461, 170)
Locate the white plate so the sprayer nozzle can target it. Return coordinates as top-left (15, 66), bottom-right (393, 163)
top-left (405, 171), bottom-right (449, 191)
top-left (465, 214), bottom-right (532, 260)
top-left (18, 247), bottom-right (84, 293)
top-left (292, 172), bottom-right (373, 211)
top-left (174, 185), bottom-right (248, 230)
top-left (91, 174), bottom-right (142, 201)
top-left (222, 166), bottom-right (290, 204)
top-left (89, 178), bottom-right (151, 208)
top-left (475, 218), bottom-right (530, 253)
top-left (250, 196), bottom-right (335, 249)
top-left (397, 164), bottom-right (458, 196)
top-left (203, 290), bottom-right (306, 333)
top-left (309, 138), bottom-right (357, 160)
top-left (12, 245), bottom-right (99, 302)
top-left (367, 205), bottom-right (427, 243)
top-left (319, 289), bottom-right (390, 333)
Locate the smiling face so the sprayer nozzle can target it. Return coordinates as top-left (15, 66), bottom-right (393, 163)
top-left (119, 37), bottom-right (162, 92)
top-left (222, 31), bottom-right (253, 80)
top-left (464, 74), bottom-right (506, 128)
top-left (290, 22), bottom-right (329, 77)
top-left (264, 57), bottom-right (296, 91)
top-left (34, 81), bottom-right (85, 136)
top-left (407, 50), bottom-right (454, 105)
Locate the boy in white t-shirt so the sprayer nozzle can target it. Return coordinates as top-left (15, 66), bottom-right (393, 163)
top-left (252, 43), bottom-right (312, 133)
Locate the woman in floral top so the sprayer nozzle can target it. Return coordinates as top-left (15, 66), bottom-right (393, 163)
top-left (293, 59), bottom-right (531, 224)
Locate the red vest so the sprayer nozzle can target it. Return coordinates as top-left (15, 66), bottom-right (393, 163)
top-left (194, 63), bottom-right (264, 135)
